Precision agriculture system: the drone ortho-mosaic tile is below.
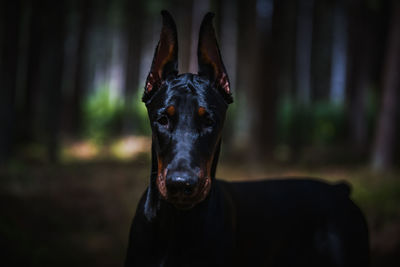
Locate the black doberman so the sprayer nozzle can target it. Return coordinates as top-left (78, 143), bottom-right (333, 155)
top-left (124, 11), bottom-right (369, 267)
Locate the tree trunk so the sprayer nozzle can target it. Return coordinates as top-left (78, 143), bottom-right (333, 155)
top-left (329, 0), bottom-right (347, 104)
top-left (188, 0), bottom-right (210, 73)
top-left (20, 0), bottom-right (43, 145)
top-left (371, 1), bottom-right (400, 170)
top-left (311, 0), bottom-right (332, 101)
top-left (39, 0), bottom-right (66, 162)
top-left (174, 0), bottom-right (193, 73)
top-left (68, 0), bottom-right (92, 136)
top-left (218, 0), bottom-right (238, 150)
top-left (122, 0), bottom-right (143, 134)
top-left (0, 0), bottom-right (21, 163)
top-left (233, 0), bottom-right (257, 153)
top-left (295, 0), bottom-right (314, 105)
top-left (346, 0), bottom-right (379, 156)
top-left (249, 0), bottom-right (279, 161)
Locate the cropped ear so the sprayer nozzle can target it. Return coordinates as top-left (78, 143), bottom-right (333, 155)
top-left (143, 10), bottom-right (178, 102)
top-left (198, 13), bottom-right (233, 104)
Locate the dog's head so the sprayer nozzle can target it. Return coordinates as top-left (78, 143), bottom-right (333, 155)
top-left (142, 11), bottom-right (232, 214)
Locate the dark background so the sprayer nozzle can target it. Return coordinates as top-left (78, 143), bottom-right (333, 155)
top-left (0, 0), bottom-right (399, 266)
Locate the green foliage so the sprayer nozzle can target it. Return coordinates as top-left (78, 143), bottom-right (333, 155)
top-left (82, 84), bottom-right (124, 144)
top-left (82, 85), bottom-right (150, 144)
top-left (312, 102), bottom-right (345, 145)
top-left (277, 98), bottom-right (346, 147)
top-left (127, 90), bottom-right (151, 136)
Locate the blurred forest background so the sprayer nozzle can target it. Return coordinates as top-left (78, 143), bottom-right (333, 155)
top-left (1, 0), bottom-right (399, 266)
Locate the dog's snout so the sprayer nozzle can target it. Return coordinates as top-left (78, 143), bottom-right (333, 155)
top-left (166, 174), bottom-right (198, 197)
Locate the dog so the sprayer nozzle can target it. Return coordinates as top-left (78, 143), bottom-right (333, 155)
top-left (124, 10), bottom-right (370, 267)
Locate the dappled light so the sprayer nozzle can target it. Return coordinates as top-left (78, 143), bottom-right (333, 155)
top-left (110, 136), bottom-right (151, 160)
top-left (62, 141), bottom-right (100, 160)
top-left (61, 136), bottom-right (151, 162)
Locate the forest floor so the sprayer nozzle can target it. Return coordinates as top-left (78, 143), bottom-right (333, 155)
top-left (0, 140), bottom-right (399, 266)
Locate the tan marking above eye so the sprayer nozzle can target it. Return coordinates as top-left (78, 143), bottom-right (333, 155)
top-left (198, 106), bottom-right (206, 117)
top-left (166, 105), bottom-right (175, 116)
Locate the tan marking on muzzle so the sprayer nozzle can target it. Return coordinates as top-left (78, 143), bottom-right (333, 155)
top-left (197, 157), bottom-right (213, 202)
top-left (156, 158), bottom-right (168, 198)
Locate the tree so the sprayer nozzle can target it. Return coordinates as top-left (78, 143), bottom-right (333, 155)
top-left (329, 0), bottom-right (347, 104)
top-left (248, 0), bottom-right (281, 161)
top-left (0, 0), bottom-right (21, 163)
top-left (371, 1), bottom-right (400, 170)
top-left (295, 0), bottom-right (314, 105)
top-left (346, 0), bottom-right (381, 156)
top-left (68, 0), bottom-right (93, 136)
top-left (41, 0), bottom-right (66, 162)
top-left (122, 0), bottom-right (143, 134)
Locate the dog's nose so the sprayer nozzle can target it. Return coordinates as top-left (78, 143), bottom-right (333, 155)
top-left (166, 175), bottom-right (197, 197)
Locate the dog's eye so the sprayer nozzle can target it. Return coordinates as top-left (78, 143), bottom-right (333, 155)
top-left (198, 107), bottom-right (214, 127)
top-left (157, 116), bottom-right (169, 126)
top-left (204, 116), bottom-right (214, 127)
top-left (202, 114), bottom-right (214, 127)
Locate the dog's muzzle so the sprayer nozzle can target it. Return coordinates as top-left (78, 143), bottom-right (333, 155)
top-left (156, 168), bottom-right (211, 209)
